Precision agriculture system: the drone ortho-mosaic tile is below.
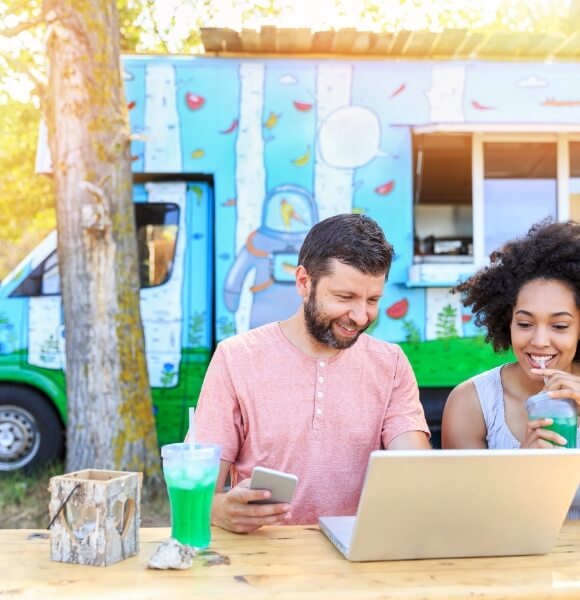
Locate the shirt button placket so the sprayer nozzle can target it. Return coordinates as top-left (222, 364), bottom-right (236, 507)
top-left (314, 360), bottom-right (326, 430)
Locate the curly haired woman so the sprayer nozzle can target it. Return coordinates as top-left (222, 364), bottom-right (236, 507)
top-left (442, 220), bottom-right (580, 515)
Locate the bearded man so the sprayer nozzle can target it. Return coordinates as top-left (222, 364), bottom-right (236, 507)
top-left (193, 214), bottom-right (431, 533)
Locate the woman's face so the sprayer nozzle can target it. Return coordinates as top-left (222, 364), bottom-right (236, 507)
top-left (510, 278), bottom-right (580, 382)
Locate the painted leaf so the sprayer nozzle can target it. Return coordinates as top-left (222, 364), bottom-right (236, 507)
top-left (374, 180), bottom-right (395, 196)
top-left (293, 101), bottom-right (313, 112)
top-left (219, 119), bottom-right (238, 134)
top-left (185, 93), bottom-right (205, 110)
top-left (291, 146), bottom-right (311, 167)
top-left (471, 99), bottom-right (495, 110)
top-left (389, 83), bottom-right (406, 99)
top-left (264, 111), bottom-right (281, 128)
top-left (386, 298), bottom-right (409, 319)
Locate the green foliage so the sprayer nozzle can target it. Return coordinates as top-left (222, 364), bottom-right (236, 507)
top-left (118, 0), bottom-right (148, 51)
top-left (188, 311), bottom-right (206, 347)
top-left (435, 304), bottom-right (459, 339)
top-left (402, 318), bottom-right (421, 344)
top-left (0, 97), bottom-right (55, 280)
top-left (351, 0), bottom-right (571, 32)
top-left (116, 0), bottom-right (204, 53)
top-left (39, 334), bottom-right (59, 363)
top-left (0, 461), bottom-right (63, 507)
top-left (160, 364), bottom-right (177, 387)
top-left (240, 0), bottom-right (283, 24)
top-left (219, 320), bottom-right (237, 338)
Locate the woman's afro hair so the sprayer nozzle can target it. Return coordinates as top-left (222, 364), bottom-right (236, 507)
top-left (454, 220), bottom-right (580, 359)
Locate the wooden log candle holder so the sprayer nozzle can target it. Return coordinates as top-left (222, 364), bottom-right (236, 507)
top-left (48, 469), bottom-right (142, 566)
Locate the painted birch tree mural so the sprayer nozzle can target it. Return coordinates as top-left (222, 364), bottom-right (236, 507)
top-left (315, 63), bottom-right (354, 219)
top-left (233, 62), bottom-right (266, 333)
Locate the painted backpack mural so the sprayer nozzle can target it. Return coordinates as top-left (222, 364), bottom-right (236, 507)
top-left (3, 52), bottom-right (580, 471)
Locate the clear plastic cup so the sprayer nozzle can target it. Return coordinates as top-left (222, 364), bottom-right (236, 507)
top-left (525, 392), bottom-right (578, 448)
top-left (161, 442), bottom-right (221, 548)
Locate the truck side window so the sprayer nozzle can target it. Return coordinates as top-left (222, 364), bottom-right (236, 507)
top-left (9, 202), bottom-right (179, 297)
top-left (136, 203), bottom-right (179, 288)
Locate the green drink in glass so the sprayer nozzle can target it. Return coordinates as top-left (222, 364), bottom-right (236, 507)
top-left (162, 442), bottom-right (221, 548)
top-left (525, 392), bottom-right (578, 448)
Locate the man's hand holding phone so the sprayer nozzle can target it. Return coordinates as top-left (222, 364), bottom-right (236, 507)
top-left (249, 466), bottom-right (299, 504)
top-left (211, 466), bottom-right (298, 534)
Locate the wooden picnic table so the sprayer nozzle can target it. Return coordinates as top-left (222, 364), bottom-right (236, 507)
top-left (2, 523), bottom-right (580, 599)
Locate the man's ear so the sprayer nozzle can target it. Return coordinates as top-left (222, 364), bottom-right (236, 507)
top-left (295, 265), bottom-right (311, 298)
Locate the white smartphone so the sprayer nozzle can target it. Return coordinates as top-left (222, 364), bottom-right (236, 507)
top-left (249, 466), bottom-right (299, 504)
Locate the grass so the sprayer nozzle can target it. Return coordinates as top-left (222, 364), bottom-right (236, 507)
top-left (0, 463), bottom-right (170, 529)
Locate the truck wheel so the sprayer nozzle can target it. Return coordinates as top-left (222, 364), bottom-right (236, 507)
top-left (0, 386), bottom-right (64, 472)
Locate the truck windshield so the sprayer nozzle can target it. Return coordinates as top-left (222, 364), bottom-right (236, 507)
top-left (9, 202), bottom-right (179, 297)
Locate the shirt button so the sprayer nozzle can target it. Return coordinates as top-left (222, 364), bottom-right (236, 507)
top-left (317, 391), bottom-right (324, 398)
top-left (316, 408), bottom-right (323, 415)
top-left (318, 376), bottom-right (325, 384)
top-left (319, 361), bottom-right (326, 368)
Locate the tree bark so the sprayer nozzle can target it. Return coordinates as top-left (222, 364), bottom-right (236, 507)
top-left (43, 0), bottom-right (160, 477)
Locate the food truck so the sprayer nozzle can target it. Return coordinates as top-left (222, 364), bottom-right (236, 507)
top-left (1, 27), bottom-right (580, 469)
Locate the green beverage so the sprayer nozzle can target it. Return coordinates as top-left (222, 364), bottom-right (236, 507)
top-left (541, 416), bottom-right (578, 448)
top-left (165, 467), bottom-right (219, 547)
top-left (525, 392), bottom-right (578, 448)
top-left (161, 442), bottom-right (221, 549)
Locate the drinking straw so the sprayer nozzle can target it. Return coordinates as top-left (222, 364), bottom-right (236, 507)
top-left (189, 406), bottom-right (195, 450)
top-left (538, 359), bottom-right (548, 385)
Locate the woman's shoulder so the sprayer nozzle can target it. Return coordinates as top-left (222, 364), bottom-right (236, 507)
top-left (442, 379), bottom-right (487, 449)
top-left (446, 378), bottom-right (479, 406)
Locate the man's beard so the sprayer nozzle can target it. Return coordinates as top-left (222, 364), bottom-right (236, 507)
top-left (303, 289), bottom-right (370, 350)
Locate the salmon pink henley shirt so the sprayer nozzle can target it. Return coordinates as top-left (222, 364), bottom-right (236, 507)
top-left (195, 322), bottom-right (429, 524)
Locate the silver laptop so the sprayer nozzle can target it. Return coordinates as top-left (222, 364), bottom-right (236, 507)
top-left (319, 449), bottom-right (580, 562)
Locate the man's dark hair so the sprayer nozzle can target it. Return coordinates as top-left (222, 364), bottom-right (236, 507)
top-left (453, 219), bottom-right (580, 360)
top-left (298, 213), bottom-right (394, 281)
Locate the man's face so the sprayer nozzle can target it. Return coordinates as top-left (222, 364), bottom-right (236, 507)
top-left (303, 260), bottom-right (385, 350)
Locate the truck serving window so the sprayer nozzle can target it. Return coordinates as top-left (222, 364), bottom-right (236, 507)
top-left (482, 141), bottom-right (556, 255)
top-left (413, 133), bottom-right (472, 263)
top-left (9, 202), bottom-right (179, 297)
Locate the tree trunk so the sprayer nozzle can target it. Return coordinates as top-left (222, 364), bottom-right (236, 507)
top-left (43, 0), bottom-right (160, 477)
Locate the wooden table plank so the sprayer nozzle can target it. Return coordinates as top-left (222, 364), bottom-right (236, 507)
top-left (2, 524), bottom-right (580, 598)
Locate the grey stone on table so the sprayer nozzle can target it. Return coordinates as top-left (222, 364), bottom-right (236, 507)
top-left (147, 538), bottom-right (196, 570)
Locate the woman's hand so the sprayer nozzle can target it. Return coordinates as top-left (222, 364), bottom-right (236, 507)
top-left (522, 417), bottom-right (568, 448)
top-left (531, 368), bottom-right (580, 407)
